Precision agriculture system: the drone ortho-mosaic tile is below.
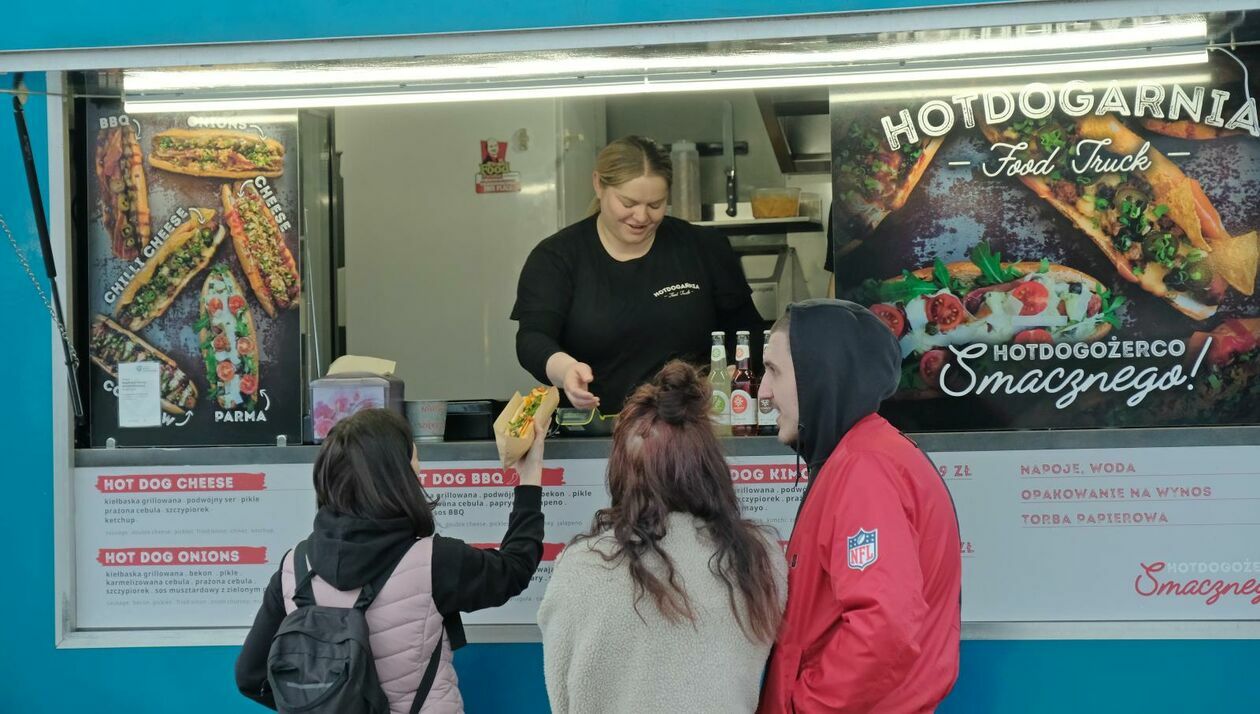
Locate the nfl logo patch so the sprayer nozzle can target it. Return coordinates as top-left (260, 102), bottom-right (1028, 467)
top-left (846, 528), bottom-right (878, 571)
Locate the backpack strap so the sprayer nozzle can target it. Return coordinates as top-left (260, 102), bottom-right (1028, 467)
top-left (291, 539), bottom-right (317, 608)
top-left (409, 629), bottom-right (444, 714)
top-left (352, 539), bottom-right (419, 610)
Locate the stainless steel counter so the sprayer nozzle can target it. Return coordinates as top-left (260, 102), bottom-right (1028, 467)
top-left (76, 435), bottom-right (793, 467)
top-left (75, 424), bottom-right (1260, 467)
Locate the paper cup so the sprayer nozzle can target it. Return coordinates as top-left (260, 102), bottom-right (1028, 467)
top-left (406, 400), bottom-right (448, 442)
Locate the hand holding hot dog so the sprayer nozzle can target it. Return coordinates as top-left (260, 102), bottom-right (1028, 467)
top-left (513, 417), bottom-right (551, 487)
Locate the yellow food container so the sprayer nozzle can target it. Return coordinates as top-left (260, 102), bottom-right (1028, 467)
top-left (751, 187), bottom-right (802, 218)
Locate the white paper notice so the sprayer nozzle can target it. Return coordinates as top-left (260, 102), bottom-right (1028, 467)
top-left (117, 361), bottom-right (161, 428)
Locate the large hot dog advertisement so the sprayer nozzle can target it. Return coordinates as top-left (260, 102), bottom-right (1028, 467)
top-left (831, 51), bottom-right (1260, 430)
top-left (83, 101), bottom-right (302, 446)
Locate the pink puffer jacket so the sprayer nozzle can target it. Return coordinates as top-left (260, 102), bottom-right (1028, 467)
top-left (281, 537), bottom-right (463, 714)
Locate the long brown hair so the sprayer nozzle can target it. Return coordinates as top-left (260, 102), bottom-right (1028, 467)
top-left (313, 408), bottom-right (437, 537)
top-left (575, 361), bottom-right (782, 644)
top-left (586, 135), bottom-right (673, 215)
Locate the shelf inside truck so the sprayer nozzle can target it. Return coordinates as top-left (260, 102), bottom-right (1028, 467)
top-left (692, 216), bottom-right (824, 235)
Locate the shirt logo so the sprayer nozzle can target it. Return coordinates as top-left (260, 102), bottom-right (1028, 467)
top-left (653, 282), bottom-right (701, 299)
top-left (846, 528), bottom-right (878, 571)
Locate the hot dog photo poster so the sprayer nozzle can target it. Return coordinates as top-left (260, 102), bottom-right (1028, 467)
top-left (831, 51), bottom-right (1260, 431)
top-left (84, 100), bottom-right (303, 446)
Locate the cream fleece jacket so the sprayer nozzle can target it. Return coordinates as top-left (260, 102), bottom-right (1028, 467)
top-left (538, 513), bottom-right (787, 714)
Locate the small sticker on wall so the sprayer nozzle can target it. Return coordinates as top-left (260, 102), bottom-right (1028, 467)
top-left (475, 138), bottom-right (522, 194)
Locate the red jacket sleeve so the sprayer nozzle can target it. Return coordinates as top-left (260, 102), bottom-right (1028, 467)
top-left (792, 452), bottom-right (928, 713)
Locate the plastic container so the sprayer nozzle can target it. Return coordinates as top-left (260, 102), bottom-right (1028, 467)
top-left (751, 187), bottom-right (802, 218)
top-left (405, 400), bottom-right (447, 442)
top-left (310, 372), bottom-right (405, 442)
top-left (798, 192), bottom-right (823, 222)
top-left (555, 408), bottom-right (618, 437)
top-left (669, 140), bottom-right (702, 222)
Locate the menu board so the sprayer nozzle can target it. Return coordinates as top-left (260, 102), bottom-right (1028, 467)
top-left (74, 447), bottom-right (1260, 630)
top-left (82, 102), bottom-right (302, 446)
top-left (416, 457), bottom-right (806, 624)
top-left (939, 446), bottom-right (1260, 620)
top-left (830, 52), bottom-right (1260, 431)
top-left (78, 463), bottom-right (314, 628)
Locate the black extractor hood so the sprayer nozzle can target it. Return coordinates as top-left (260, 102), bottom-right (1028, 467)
top-left (756, 88), bottom-right (831, 175)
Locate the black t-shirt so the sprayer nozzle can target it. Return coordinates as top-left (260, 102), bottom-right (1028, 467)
top-left (512, 215), bottom-right (764, 412)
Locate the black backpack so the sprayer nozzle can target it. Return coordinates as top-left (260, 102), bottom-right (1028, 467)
top-left (267, 539), bottom-right (444, 713)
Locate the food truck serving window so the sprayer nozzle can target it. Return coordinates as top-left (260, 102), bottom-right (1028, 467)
top-left (57, 10), bottom-right (1260, 646)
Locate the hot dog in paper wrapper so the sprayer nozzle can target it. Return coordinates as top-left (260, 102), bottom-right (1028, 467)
top-left (494, 386), bottom-right (559, 468)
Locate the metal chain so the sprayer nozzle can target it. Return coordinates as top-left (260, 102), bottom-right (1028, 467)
top-left (0, 212), bottom-right (80, 368)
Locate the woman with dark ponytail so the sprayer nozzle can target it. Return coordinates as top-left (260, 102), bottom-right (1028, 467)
top-left (538, 361), bottom-right (786, 714)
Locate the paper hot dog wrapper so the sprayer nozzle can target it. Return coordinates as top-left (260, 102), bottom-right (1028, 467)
top-left (493, 387), bottom-right (559, 468)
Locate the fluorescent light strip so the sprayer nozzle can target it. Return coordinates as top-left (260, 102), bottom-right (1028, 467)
top-left (128, 83), bottom-right (648, 112)
top-left (125, 51), bottom-right (1207, 114)
top-left (123, 18), bottom-right (1207, 92)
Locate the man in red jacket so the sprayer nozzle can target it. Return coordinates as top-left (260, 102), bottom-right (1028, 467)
top-left (757, 299), bottom-right (961, 713)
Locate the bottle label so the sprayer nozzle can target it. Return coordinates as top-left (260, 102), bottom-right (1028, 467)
top-left (731, 390), bottom-right (755, 425)
top-left (758, 397), bottom-right (779, 425)
top-left (710, 391), bottom-right (731, 424)
top-left (711, 346), bottom-right (726, 363)
top-left (735, 345), bottom-right (750, 362)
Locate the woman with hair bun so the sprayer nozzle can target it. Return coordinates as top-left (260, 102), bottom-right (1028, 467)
top-left (538, 360), bottom-right (786, 714)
